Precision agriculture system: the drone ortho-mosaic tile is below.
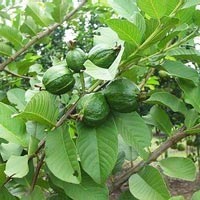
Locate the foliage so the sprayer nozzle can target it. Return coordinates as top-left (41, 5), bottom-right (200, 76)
top-left (0, 0), bottom-right (200, 199)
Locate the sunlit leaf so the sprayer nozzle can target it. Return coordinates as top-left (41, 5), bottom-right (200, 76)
top-left (159, 157), bottom-right (196, 181)
top-left (129, 166), bottom-right (170, 200)
top-left (0, 103), bottom-right (27, 147)
top-left (46, 125), bottom-right (81, 184)
top-left (16, 91), bottom-right (59, 127)
top-left (5, 155), bottom-right (29, 178)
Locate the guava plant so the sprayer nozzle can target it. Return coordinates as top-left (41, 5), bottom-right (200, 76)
top-left (0, 0), bottom-right (200, 199)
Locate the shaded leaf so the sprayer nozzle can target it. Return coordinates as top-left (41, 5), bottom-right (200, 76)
top-left (118, 135), bottom-right (138, 161)
top-left (114, 112), bottom-right (151, 159)
top-left (146, 92), bottom-right (187, 115)
top-left (178, 79), bottom-right (200, 113)
top-left (0, 164), bottom-right (6, 185)
top-left (167, 48), bottom-right (200, 64)
top-left (21, 185), bottom-right (45, 200)
top-left (150, 105), bottom-right (173, 135)
top-left (184, 109), bottom-right (199, 128)
top-left (112, 151), bottom-right (125, 175)
top-left (119, 190), bottom-right (138, 200)
top-left (163, 60), bottom-right (199, 85)
top-left (0, 187), bottom-right (17, 200)
top-left (77, 117), bottom-right (118, 184)
top-left (0, 42), bottom-right (12, 56)
top-left (49, 170), bottom-right (109, 200)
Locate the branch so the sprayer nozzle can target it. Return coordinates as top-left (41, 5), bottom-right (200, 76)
top-left (110, 129), bottom-right (189, 194)
top-left (0, 0), bottom-right (87, 71)
top-left (30, 152), bottom-right (45, 193)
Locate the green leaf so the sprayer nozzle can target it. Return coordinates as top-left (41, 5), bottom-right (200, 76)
top-left (193, 10), bottom-right (200, 26)
top-left (176, 6), bottom-right (195, 24)
top-left (129, 166), bottom-right (170, 200)
top-left (0, 25), bottom-right (23, 49)
top-left (183, 0), bottom-right (200, 8)
top-left (0, 143), bottom-right (23, 161)
top-left (150, 105), bottom-right (173, 135)
top-left (49, 170), bottom-right (109, 200)
top-left (7, 88), bottom-right (26, 111)
top-left (0, 102), bottom-right (27, 147)
top-left (113, 112), bottom-right (151, 159)
top-left (46, 125), bottom-right (81, 184)
top-left (28, 136), bottom-right (39, 156)
top-left (167, 48), bottom-right (200, 64)
top-left (143, 17), bottom-right (179, 47)
top-left (137, 0), bottom-right (167, 19)
top-left (169, 196), bottom-right (185, 200)
top-left (0, 164), bottom-right (6, 185)
top-left (131, 13), bottom-right (146, 36)
top-left (118, 135), bottom-right (138, 161)
top-left (107, 19), bottom-right (142, 47)
top-left (159, 157), bottom-right (196, 181)
top-left (192, 190), bottom-right (200, 200)
top-left (119, 190), bottom-right (138, 200)
top-left (84, 45), bottom-right (124, 80)
top-left (146, 92), bottom-right (187, 115)
top-left (108, 0), bottom-right (139, 22)
top-left (0, 187), bottom-right (17, 200)
top-left (21, 185), bottom-right (45, 200)
top-left (112, 151), bottom-right (125, 175)
top-left (25, 2), bottom-right (53, 27)
top-left (178, 79), bottom-right (200, 113)
top-left (0, 42), bottom-right (12, 56)
top-left (52, 0), bottom-right (71, 23)
top-left (93, 27), bottom-right (121, 47)
top-left (16, 91), bottom-right (59, 127)
top-left (165, 0), bottom-right (182, 16)
top-left (77, 117), bottom-right (118, 184)
top-left (5, 155), bottom-right (29, 178)
top-left (163, 60), bottom-right (199, 85)
top-left (20, 16), bottom-right (39, 36)
top-left (184, 109), bottom-right (199, 128)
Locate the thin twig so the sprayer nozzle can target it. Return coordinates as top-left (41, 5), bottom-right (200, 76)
top-left (0, 0), bottom-right (87, 71)
top-left (30, 152), bottom-right (45, 193)
top-left (139, 68), bottom-right (155, 90)
top-left (28, 139), bottom-right (46, 160)
top-left (55, 98), bottom-right (81, 128)
top-left (0, 174), bottom-right (15, 190)
top-left (110, 129), bottom-right (188, 194)
top-left (4, 69), bottom-right (31, 79)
